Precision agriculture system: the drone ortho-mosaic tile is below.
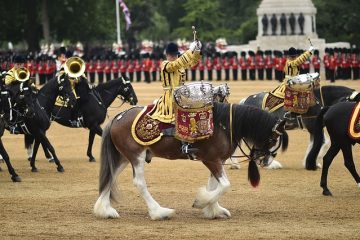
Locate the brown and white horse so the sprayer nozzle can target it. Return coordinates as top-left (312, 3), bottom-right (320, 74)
top-left (94, 102), bottom-right (288, 220)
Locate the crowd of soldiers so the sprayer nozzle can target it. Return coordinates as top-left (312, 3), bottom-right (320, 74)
top-left (0, 44), bottom-right (359, 85)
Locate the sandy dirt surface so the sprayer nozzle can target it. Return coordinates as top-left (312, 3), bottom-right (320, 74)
top-left (1, 79), bottom-right (360, 240)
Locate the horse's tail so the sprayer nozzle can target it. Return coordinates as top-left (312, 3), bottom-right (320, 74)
top-left (24, 134), bottom-right (34, 149)
top-left (248, 160), bottom-right (260, 187)
top-left (99, 120), bottom-right (121, 202)
top-left (305, 107), bottom-right (329, 170)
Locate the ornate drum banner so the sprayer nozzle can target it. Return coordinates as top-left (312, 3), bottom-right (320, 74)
top-left (174, 104), bottom-right (213, 143)
top-left (284, 86), bottom-right (316, 114)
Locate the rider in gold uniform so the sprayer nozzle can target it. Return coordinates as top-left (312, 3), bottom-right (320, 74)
top-left (271, 46), bottom-right (314, 99)
top-left (4, 55), bottom-right (27, 85)
top-left (150, 40), bottom-right (202, 154)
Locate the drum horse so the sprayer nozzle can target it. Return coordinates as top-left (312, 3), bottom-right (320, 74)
top-left (239, 72), bottom-right (357, 170)
top-left (94, 82), bottom-right (288, 220)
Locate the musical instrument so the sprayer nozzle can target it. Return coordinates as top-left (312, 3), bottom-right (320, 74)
top-left (64, 56), bottom-right (86, 78)
top-left (174, 82), bottom-right (214, 109)
top-left (14, 67), bottom-right (30, 82)
top-left (287, 72), bottom-right (320, 90)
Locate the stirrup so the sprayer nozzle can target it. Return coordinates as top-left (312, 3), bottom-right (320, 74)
top-left (181, 143), bottom-right (198, 154)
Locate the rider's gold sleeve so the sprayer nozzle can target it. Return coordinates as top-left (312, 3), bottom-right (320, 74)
top-left (4, 68), bottom-right (16, 85)
top-left (290, 51), bottom-right (312, 66)
top-left (163, 50), bottom-right (200, 73)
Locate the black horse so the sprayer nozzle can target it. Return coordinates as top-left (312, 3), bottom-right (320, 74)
top-left (26, 76), bottom-right (138, 162)
top-left (306, 102), bottom-right (360, 196)
top-left (0, 77), bottom-right (76, 181)
top-left (240, 85), bottom-right (357, 169)
top-left (0, 81), bottom-right (36, 181)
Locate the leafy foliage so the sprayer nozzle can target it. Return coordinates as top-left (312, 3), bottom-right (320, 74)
top-left (0, 0), bottom-right (359, 51)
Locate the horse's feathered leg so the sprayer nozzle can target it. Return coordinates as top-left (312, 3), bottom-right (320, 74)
top-left (87, 126), bottom-right (102, 162)
top-left (193, 162), bottom-right (230, 215)
top-left (94, 123), bottom-right (127, 218)
top-left (201, 174), bottom-right (231, 219)
top-left (132, 150), bottom-right (175, 220)
top-left (0, 139), bottom-right (21, 182)
top-left (320, 143), bottom-right (340, 196)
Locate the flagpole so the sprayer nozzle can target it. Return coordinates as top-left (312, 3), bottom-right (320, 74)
top-left (115, 0), bottom-right (121, 44)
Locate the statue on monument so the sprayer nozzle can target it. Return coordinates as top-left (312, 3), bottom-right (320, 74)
top-left (262, 14), bottom-right (269, 36)
top-left (280, 13), bottom-right (287, 35)
top-left (298, 13), bottom-right (305, 35)
top-left (270, 14), bottom-right (277, 35)
top-left (289, 13), bottom-right (296, 35)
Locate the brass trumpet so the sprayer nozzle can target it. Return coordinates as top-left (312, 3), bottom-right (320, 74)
top-left (14, 67), bottom-right (30, 82)
top-left (64, 56), bottom-right (86, 78)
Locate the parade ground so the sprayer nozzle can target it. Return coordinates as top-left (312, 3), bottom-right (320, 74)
top-left (1, 79), bottom-right (360, 239)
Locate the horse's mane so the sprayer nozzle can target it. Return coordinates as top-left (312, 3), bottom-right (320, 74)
top-left (95, 78), bottom-right (123, 91)
top-left (213, 102), bottom-right (277, 146)
top-left (316, 85), bottom-right (355, 105)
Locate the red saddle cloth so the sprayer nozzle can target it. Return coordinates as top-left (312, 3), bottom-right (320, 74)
top-left (348, 102), bottom-right (360, 140)
top-left (174, 104), bottom-right (214, 143)
top-left (131, 105), bottom-right (173, 145)
top-left (284, 86), bottom-right (316, 114)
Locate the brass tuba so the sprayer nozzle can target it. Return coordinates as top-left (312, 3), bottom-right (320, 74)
top-left (64, 56), bottom-right (86, 78)
top-left (14, 67), bottom-right (30, 82)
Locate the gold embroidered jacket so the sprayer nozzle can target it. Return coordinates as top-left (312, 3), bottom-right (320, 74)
top-left (272, 50), bottom-right (312, 98)
top-left (150, 50), bottom-right (201, 123)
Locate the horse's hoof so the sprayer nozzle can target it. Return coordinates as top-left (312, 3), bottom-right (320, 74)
top-left (322, 190), bottom-right (333, 196)
top-left (28, 157), bottom-right (31, 162)
top-left (230, 165), bottom-right (240, 170)
top-left (31, 168), bottom-right (38, 172)
top-left (11, 176), bottom-right (22, 182)
top-left (305, 165), bottom-right (318, 171)
top-left (57, 166), bottom-right (65, 172)
top-left (89, 157), bottom-right (96, 162)
top-left (48, 158), bottom-right (55, 163)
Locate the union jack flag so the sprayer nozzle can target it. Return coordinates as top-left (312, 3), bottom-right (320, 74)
top-left (118, 0), bottom-right (132, 30)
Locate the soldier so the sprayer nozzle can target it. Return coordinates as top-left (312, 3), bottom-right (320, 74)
top-left (247, 51), bottom-right (256, 80)
top-left (104, 56), bottom-right (112, 82)
top-left (312, 50), bottom-right (321, 74)
top-left (239, 51), bottom-right (247, 80)
top-left (96, 56), bottom-right (104, 84)
top-left (149, 53), bottom-right (157, 82)
top-left (323, 48), bottom-right (330, 80)
top-left (299, 49), bottom-right (310, 74)
top-left (55, 47), bottom-right (67, 72)
top-left (214, 52), bottom-right (222, 81)
top-left (264, 50), bottom-right (273, 80)
top-left (328, 49), bottom-right (337, 83)
top-left (120, 55), bottom-right (128, 80)
top-left (149, 40), bottom-right (201, 154)
top-left (86, 56), bottom-right (96, 83)
top-left (111, 55), bottom-right (120, 79)
top-left (142, 53), bottom-right (151, 83)
top-left (134, 54), bottom-right (142, 82)
top-left (126, 55), bottom-right (134, 82)
top-left (222, 53), bottom-right (230, 81)
top-left (351, 48), bottom-right (359, 80)
top-left (45, 56), bottom-right (55, 82)
top-left (230, 52), bottom-right (238, 81)
top-left (37, 55), bottom-right (46, 85)
top-left (190, 59), bottom-right (198, 81)
top-left (270, 46), bottom-right (314, 100)
top-left (256, 50), bottom-right (265, 80)
top-left (198, 56), bottom-right (205, 80)
top-left (205, 54), bottom-right (213, 81)
top-left (3, 55), bottom-right (28, 85)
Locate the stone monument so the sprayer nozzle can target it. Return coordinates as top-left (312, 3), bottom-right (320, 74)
top-left (248, 0), bottom-right (326, 54)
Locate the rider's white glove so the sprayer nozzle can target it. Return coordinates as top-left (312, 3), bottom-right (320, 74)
top-left (308, 46), bottom-right (315, 53)
top-left (189, 40), bottom-right (202, 52)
